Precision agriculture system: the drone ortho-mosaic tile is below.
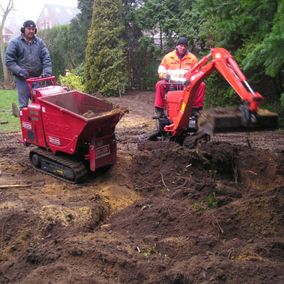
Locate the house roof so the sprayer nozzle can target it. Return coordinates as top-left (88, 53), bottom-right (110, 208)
top-left (37, 3), bottom-right (79, 26)
top-left (3, 26), bottom-right (13, 36)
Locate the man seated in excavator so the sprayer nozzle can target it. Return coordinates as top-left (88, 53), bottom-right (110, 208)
top-left (152, 43), bottom-right (279, 146)
top-left (155, 36), bottom-right (205, 118)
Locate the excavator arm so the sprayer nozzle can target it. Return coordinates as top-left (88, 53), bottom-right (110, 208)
top-left (164, 48), bottom-right (278, 137)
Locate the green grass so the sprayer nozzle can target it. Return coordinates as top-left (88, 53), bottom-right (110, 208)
top-left (0, 89), bottom-right (21, 132)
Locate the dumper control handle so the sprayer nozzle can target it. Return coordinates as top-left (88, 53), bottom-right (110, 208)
top-left (26, 76), bottom-right (57, 86)
top-left (26, 76), bottom-right (57, 96)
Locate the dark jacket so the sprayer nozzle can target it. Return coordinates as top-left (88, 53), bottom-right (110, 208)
top-left (5, 34), bottom-right (52, 78)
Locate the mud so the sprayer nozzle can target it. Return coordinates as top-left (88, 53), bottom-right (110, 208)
top-left (0, 91), bottom-right (283, 283)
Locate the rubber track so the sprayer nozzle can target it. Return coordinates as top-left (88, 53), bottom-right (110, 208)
top-left (30, 148), bottom-right (88, 183)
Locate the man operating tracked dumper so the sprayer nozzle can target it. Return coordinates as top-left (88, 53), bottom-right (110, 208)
top-left (154, 36), bottom-right (205, 118)
top-left (5, 20), bottom-right (52, 115)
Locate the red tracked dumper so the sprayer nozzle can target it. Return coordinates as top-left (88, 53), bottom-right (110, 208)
top-left (19, 76), bottom-right (126, 182)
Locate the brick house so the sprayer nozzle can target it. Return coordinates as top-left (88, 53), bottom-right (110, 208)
top-left (36, 3), bottom-right (79, 30)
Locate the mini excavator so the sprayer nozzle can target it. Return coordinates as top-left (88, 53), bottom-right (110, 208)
top-left (150, 48), bottom-right (279, 147)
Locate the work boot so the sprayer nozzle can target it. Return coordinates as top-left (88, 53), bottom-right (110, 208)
top-left (155, 107), bottom-right (165, 118)
top-left (12, 103), bottom-right (20, 118)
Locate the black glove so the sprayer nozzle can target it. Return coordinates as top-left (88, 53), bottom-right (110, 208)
top-left (18, 69), bottom-right (29, 79)
top-left (165, 74), bottom-right (171, 81)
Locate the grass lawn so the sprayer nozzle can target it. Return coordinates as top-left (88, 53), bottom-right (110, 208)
top-left (0, 89), bottom-right (21, 132)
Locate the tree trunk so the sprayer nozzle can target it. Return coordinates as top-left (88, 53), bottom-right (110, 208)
top-left (0, 0), bottom-right (14, 87)
top-left (159, 23), bottom-right (163, 50)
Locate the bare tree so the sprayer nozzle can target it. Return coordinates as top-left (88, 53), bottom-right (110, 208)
top-left (0, 0), bottom-right (13, 87)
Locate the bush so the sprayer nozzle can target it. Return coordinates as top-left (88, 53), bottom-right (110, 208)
top-left (59, 71), bottom-right (85, 91)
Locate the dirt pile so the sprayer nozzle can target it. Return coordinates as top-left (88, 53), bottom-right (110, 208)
top-left (110, 140), bottom-right (284, 283)
top-left (0, 92), bottom-right (283, 283)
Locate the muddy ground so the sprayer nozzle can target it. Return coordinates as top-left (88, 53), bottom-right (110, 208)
top-left (0, 91), bottom-right (283, 283)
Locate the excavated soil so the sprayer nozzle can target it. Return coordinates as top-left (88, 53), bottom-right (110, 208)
top-left (0, 91), bottom-right (284, 283)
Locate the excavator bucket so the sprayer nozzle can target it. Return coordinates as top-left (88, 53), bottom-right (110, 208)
top-left (198, 107), bottom-right (279, 135)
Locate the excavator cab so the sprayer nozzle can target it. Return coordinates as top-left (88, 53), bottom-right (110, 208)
top-left (150, 48), bottom-right (279, 147)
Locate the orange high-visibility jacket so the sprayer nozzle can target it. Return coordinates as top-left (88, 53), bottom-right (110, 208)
top-left (158, 50), bottom-right (198, 82)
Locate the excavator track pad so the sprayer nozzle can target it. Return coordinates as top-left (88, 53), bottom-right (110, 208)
top-left (197, 107), bottom-right (279, 135)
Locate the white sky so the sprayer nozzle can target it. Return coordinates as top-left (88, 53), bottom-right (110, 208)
top-left (5, 0), bottom-right (78, 26)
